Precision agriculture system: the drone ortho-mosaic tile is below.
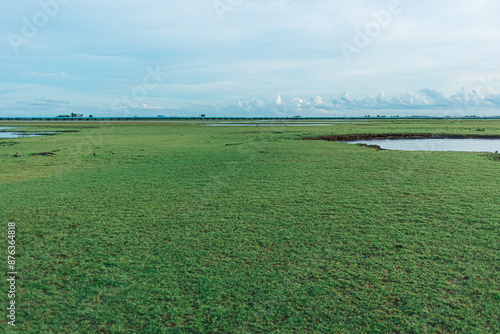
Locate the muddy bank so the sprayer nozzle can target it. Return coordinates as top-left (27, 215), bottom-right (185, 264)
top-left (356, 143), bottom-right (383, 151)
top-left (31, 152), bottom-right (55, 156)
top-left (303, 133), bottom-right (500, 142)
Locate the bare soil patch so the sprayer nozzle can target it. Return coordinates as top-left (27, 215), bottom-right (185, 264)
top-left (303, 133), bottom-right (500, 142)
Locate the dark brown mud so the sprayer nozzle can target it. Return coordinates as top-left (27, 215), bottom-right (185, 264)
top-left (31, 152), bottom-right (55, 156)
top-left (303, 133), bottom-right (500, 142)
top-left (356, 143), bottom-right (384, 151)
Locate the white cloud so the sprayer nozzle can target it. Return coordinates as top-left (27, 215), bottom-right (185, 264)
top-left (137, 104), bottom-right (165, 110)
top-left (330, 88), bottom-right (500, 111)
top-left (22, 72), bottom-right (67, 77)
top-left (219, 88), bottom-right (500, 117)
top-left (275, 95), bottom-right (283, 105)
top-left (312, 96), bottom-right (323, 105)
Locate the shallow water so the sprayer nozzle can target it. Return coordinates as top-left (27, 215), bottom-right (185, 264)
top-left (204, 123), bottom-right (360, 127)
top-left (0, 132), bottom-right (44, 138)
top-left (346, 138), bottom-right (500, 153)
top-left (0, 128), bottom-right (57, 138)
top-left (224, 120), bottom-right (368, 124)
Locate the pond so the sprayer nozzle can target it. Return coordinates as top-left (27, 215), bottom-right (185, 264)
top-left (0, 128), bottom-right (57, 138)
top-left (346, 138), bottom-right (500, 153)
top-left (204, 122), bottom-right (364, 127)
top-left (0, 132), bottom-right (46, 138)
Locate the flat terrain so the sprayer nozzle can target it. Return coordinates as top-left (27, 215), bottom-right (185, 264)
top-left (0, 120), bottom-right (499, 333)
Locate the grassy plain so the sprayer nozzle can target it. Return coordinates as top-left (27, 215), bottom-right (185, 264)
top-left (0, 120), bottom-right (499, 333)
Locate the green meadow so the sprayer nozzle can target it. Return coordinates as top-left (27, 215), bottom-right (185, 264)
top-left (0, 120), bottom-right (499, 333)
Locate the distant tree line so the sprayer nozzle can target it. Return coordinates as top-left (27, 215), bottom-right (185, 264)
top-left (56, 113), bottom-right (92, 118)
top-left (1, 115), bottom-right (498, 121)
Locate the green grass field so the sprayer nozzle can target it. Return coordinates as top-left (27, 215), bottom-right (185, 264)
top-left (1, 120), bottom-right (499, 333)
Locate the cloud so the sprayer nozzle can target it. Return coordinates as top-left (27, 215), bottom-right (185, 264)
top-left (136, 104), bottom-right (169, 110)
top-left (22, 72), bottom-right (67, 77)
top-left (18, 98), bottom-right (71, 108)
top-left (220, 88), bottom-right (500, 117)
top-left (275, 95), bottom-right (284, 105)
top-left (312, 96), bottom-right (323, 105)
top-left (329, 88), bottom-right (500, 111)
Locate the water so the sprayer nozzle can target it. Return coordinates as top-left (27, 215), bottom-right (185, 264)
top-left (221, 120), bottom-right (367, 123)
top-left (346, 138), bottom-right (500, 153)
top-left (0, 127), bottom-right (56, 138)
top-left (0, 126), bottom-right (21, 138)
top-left (0, 132), bottom-right (46, 138)
top-left (203, 123), bottom-right (364, 127)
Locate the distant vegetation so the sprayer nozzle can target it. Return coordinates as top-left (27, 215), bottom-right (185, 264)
top-left (1, 115), bottom-right (499, 121)
top-left (55, 113), bottom-right (85, 118)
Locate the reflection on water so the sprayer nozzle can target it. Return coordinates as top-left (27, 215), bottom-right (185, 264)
top-left (0, 132), bottom-right (43, 138)
top-left (204, 122), bottom-right (365, 126)
top-left (0, 128), bottom-right (56, 138)
top-left (205, 123), bottom-right (330, 127)
top-left (346, 138), bottom-right (500, 153)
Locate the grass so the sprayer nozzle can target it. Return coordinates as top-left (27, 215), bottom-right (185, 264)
top-left (0, 120), bottom-right (499, 333)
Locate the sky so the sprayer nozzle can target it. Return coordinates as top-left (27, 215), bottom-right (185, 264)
top-left (1, 0), bottom-right (500, 117)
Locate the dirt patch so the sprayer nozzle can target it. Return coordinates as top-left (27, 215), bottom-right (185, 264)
top-left (31, 152), bottom-right (55, 156)
top-left (303, 133), bottom-right (500, 142)
top-left (356, 143), bottom-right (383, 151)
top-left (0, 141), bottom-right (18, 147)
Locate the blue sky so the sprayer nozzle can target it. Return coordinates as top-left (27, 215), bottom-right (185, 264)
top-left (1, 0), bottom-right (500, 117)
